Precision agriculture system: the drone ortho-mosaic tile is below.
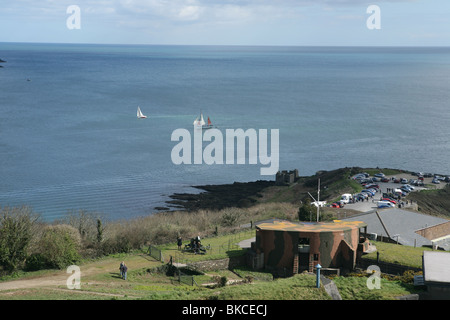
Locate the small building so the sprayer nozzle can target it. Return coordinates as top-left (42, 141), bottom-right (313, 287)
top-left (422, 251), bottom-right (450, 299)
top-left (251, 219), bottom-right (371, 276)
top-left (275, 170), bottom-right (299, 185)
top-left (344, 208), bottom-right (450, 250)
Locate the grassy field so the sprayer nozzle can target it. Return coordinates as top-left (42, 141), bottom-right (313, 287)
top-left (363, 241), bottom-right (434, 268)
top-left (0, 229), bottom-right (428, 300)
top-left (408, 184), bottom-right (450, 218)
top-left (332, 276), bottom-right (420, 300)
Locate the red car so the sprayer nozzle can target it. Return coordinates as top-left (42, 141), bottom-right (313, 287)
top-left (382, 198), bottom-right (396, 204)
top-left (331, 202), bottom-right (343, 208)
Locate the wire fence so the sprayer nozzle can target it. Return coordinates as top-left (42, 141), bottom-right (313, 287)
top-left (169, 228), bottom-right (255, 266)
top-left (177, 269), bottom-right (199, 286)
top-left (148, 245), bottom-right (164, 262)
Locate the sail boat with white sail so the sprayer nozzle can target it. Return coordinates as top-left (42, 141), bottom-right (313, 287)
top-left (193, 112), bottom-right (213, 129)
top-left (137, 106), bottom-right (147, 119)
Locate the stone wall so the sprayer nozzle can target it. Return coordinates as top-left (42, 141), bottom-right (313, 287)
top-left (188, 255), bottom-right (246, 272)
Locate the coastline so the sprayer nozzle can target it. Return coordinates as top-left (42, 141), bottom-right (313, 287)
top-left (160, 167), bottom-right (450, 218)
top-left (163, 180), bottom-right (275, 211)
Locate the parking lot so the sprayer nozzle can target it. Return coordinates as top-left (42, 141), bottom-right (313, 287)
top-left (341, 172), bottom-right (447, 213)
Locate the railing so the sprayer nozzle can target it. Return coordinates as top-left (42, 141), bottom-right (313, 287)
top-left (148, 245), bottom-right (164, 262)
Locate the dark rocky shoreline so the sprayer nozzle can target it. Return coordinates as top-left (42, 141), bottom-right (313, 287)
top-left (162, 180), bottom-right (275, 211)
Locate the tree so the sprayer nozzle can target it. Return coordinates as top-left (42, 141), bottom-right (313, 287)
top-left (36, 224), bottom-right (81, 269)
top-left (298, 199), bottom-right (315, 222)
top-left (0, 206), bottom-right (39, 272)
top-left (96, 219), bottom-right (104, 243)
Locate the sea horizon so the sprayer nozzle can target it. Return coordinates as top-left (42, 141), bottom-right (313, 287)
top-left (4, 41), bottom-right (450, 47)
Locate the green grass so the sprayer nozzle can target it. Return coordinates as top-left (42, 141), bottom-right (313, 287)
top-left (205, 274), bottom-right (331, 300)
top-left (0, 211), bottom-right (437, 301)
top-left (363, 241), bottom-right (434, 268)
top-left (232, 266), bottom-right (274, 281)
top-left (333, 276), bottom-right (420, 300)
top-left (156, 228), bottom-right (255, 264)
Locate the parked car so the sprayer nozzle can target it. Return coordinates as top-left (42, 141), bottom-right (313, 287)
top-left (401, 178), bottom-right (408, 184)
top-left (340, 193), bottom-right (353, 204)
top-left (365, 184), bottom-right (380, 189)
top-left (400, 186), bottom-right (411, 193)
top-left (374, 173), bottom-right (385, 178)
top-left (377, 201), bottom-right (395, 208)
top-left (382, 198), bottom-right (397, 204)
top-left (381, 177), bottom-right (390, 182)
top-left (355, 193), bottom-right (368, 200)
top-left (353, 173), bottom-right (369, 180)
top-left (432, 178), bottom-right (440, 184)
top-left (394, 189), bottom-right (407, 196)
top-left (361, 189), bottom-right (374, 196)
top-left (331, 202), bottom-right (343, 208)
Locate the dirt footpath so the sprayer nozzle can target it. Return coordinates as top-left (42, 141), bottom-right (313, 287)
top-left (0, 254), bottom-right (158, 292)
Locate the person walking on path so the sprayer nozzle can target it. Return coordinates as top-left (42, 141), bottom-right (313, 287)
top-left (119, 261), bottom-right (124, 278)
top-left (122, 263), bottom-right (128, 280)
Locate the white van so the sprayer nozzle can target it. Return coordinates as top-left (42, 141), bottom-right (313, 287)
top-left (340, 193), bottom-right (353, 204)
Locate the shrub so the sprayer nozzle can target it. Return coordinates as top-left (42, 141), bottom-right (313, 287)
top-left (298, 199), bottom-right (315, 222)
top-left (100, 234), bottom-right (132, 255)
top-left (221, 209), bottom-right (241, 227)
top-left (211, 275), bottom-right (228, 287)
top-left (35, 225), bottom-right (81, 269)
top-left (24, 253), bottom-right (48, 271)
top-left (0, 206), bottom-right (38, 272)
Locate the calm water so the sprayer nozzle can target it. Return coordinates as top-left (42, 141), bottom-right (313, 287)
top-left (0, 43), bottom-right (449, 221)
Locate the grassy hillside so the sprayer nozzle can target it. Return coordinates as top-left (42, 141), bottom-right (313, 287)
top-left (0, 230), bottom-right (424, 300)
top-left (0, 166), bottom-right (441, 301)
top-left (407, 184), bottom-right (450, 218)
top-left (259, 167), bottom-right (403, 205)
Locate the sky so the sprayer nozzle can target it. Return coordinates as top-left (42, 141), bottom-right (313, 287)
top-left (1, 0), bottom-right (449, 46)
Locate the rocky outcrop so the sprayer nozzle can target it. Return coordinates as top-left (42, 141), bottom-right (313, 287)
top-left (165, 180), bottom-right (275, 211)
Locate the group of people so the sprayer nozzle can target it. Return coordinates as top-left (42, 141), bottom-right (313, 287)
top-left (119, 261), bottom-right (128, 280)
top-left (177, 235), bottom-right (203, 254)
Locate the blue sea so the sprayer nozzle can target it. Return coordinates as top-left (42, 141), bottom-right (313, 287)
top-left (1, 43), bottom-right (449, 221)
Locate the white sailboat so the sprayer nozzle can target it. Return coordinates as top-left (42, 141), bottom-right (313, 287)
top-left (193, 112), bottom-right (213, 129)
top-left (137, 106), bottom-right (147, 119)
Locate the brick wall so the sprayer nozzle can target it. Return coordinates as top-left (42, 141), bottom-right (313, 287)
top-left (416, 221), bottom-right (450, 241)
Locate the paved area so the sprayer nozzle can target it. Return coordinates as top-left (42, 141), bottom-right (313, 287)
top-left (237, 237), bottom-right (255, 249)
top-left (342, 173), bottom-right (445, 213)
